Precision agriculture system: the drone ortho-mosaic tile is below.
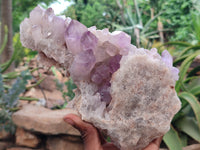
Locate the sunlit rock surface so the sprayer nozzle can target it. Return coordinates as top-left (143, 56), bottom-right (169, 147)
top-left (20, 5), bottom-right (181, 150)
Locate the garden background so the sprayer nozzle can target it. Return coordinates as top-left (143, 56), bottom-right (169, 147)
top-left (0, 0), bottom-right (200, 149)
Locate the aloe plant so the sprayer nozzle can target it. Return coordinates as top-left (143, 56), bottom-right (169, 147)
top-left (163, 50), bottom-right (200, 148)
top-left (112, 1), bottom-right (166, 48)
top-left (163, 126), bottom-right (182, 150)
top-left (0, 27), bottom-right (39, 133)
top-left (0, 26), bottom-right (8, 56)
top-left (0, 70), bottom-right (32, 133)
top-left (160, 14), bottom-right (200, 148)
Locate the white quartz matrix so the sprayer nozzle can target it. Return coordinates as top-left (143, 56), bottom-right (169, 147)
top-left (20, 5), bottom-right (181, 150)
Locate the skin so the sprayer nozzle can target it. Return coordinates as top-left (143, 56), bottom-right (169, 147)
top-left (64, 114), bottom-right (163, 150)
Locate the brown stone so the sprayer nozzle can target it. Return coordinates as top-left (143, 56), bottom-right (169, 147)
top-left (25, 88), bottom-right (63, 100)
top-left (52, 68), bottom-right (64, 82)
top-left (12, 104), bottom-right (80, 136)
top-left (183, 144), bottom-right (200, 150)
top-left (45, 98), bottom-right (65, 109)
top-left (15, 127), bottom-right (40, 148)
top-left (39, 75), bottom-right (56, 92)
top-left (0, 141), bottom-right (12, 150)
top-left (194, 55), bottom-right (200, 63)
top-left (7, 148), bottom-right (43, 150)
top-left (0, 130), bottom-right (11, 139)
top-left (24, 88), bottom-right (65, 108)
top-left (46, 136), bottom-right (83, 150)
top-left (18, 100), bottom-right (29, 107)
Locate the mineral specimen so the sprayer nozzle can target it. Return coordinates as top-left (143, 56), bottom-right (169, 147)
top-left (20, 5), bottom-right (181, 150)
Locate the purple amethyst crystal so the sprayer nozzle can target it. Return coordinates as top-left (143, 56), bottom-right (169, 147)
top-left (20, 5), bottom-right (181, 150)
top-left (98, 81), bottom-right (112, 104)
top-left (109, 55), bottom-right (122, 73)
top-left (81, 31), bottom-right (98, 51)
top-left (161, 50), bottom-right (173, 67)
top-left (90, 55), bottom-right (122, 103)
top-left (65, 20), bottom-right (88, 54)
top-left (91, 64), bottom-right (110, 84)
top-left (70, 49), bottom-right (96, 81)
top-left (109, 31), bottom-right (131, 55)
top-left (161, 50), bottom-right (179, 80)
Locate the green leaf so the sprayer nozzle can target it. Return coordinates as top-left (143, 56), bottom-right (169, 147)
top-left (0, 26), bottom-right (8, 56)
top-left (3, 77), bottom-right (26, 107)
top-left (142, 11), bottom-right (163, 34)
top-left (163, 126), bottom-right (182, 150)
top-left (162, 41), bottom-right (192, 47)
top-left (1, 45), bottom-right (19, 73)
top-left (184, 76), bottom-right (200, 83)
top-left (189, 85), bottom-right (200, 96)
top-left (26, 77), bottom-right (45, 90)
top-left (179, 133), bottom-right (188, 147)
top-left (65, 78), bottom-right (77, 100)
top-left (51, 66), bottom-right (57, 77)
top-left (172, 110), bottom-right (185, 123)
top-left (178, 45), bottom-right (200, 57)
top-left (179, 92), bottom-right (200, 130)
top-left (175, 117), bottom-right (200, 142)
top-left (19, 97), bottom-right (39, 101)
top-left (175, 51), bottom-right (200, 93)
top-left (126, 7), bottom-right (135, 26)
top-left (187, 66), bottom-right (200, 77)
top-left (173, 53), bottom-right (191, 65)
top-left (3, 70), bottom-right (32, 108)
top-left (192, 13), bottom-right (200, 43)
top-left (185, 77), bottom-right (200, 88)
top-left (143, 29), bottom-right (171, 37)
top-left (113, 24), bottom-right (134, 31)
top-left (0, 72), bottom-right (4, 99)
top-left (2, 71), bottom-right (20, 79)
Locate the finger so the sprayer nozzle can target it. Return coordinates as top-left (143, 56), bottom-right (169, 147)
top-left (152, 136), bottom-right (163, 146)
top-left (102, 143), bottom-right (120, 150)
top-left (64, 114), bottom-right (103, 150)
top-left (97, 128), bottom-right (107, 145)
top-left (143, 136), bottom-right (163, 150)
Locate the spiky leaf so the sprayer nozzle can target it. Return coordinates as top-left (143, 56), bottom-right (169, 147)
top-left (163, 126), bottom-right (182, 150)
top-left (179, 92), bottom-right (200, 130)
top-left (175, 116), bottom-right (200, 142)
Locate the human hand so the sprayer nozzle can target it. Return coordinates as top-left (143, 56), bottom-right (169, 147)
top-left (64, 114), bottom-right (162, 150)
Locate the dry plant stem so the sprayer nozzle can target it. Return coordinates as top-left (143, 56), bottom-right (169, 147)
top-left (36, 61), bottom-right (48, 101)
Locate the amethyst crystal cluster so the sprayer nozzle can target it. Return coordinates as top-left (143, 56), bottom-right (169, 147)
top-left (20, 6), bottom-right (181, 150)
top-left (65, 20), bottom-right (130, 104)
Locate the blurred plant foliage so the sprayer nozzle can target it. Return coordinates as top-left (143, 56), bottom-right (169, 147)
top-left (161, 13), bottom-right (200, 150)
top-left (64, 0), bottom-right (199, 46)
top-left (63, 0), bottom-right (122, 30)
top-left (55, 78), bottom-right (77, 101)
top-left (13, 33), bottom-right (37, 67)
top-left (0, 29), bottom-right (32, 133)
top-left (0, 27), bottom-right (34, 133)
top-left (163, 52), bottom-right (200, 149)
top-left (160, 0), bottom-right (194, 42)
top-left (12, 0), bottom-right (57, 32)
top-left (51, 66), bottom-right (77, 109)
top-left (0, 70), bottom-right (32, 133)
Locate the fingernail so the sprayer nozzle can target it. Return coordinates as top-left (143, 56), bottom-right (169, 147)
top-left (64, 118), bottom-right (75, 126)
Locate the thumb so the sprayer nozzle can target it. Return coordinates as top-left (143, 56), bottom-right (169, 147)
top-left (64, 114), bottom-right (103, 150)
top-left (143, 136), bottom-right (163, 150)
